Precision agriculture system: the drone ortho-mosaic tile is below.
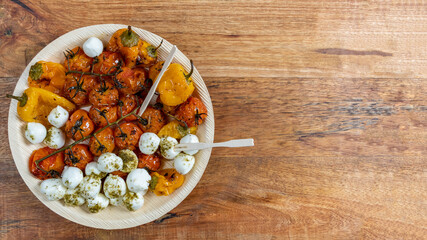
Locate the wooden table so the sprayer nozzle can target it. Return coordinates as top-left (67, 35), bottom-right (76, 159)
top-left (1, 1), bottom-right (426, 239)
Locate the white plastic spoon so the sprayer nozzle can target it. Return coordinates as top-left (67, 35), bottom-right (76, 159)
top-left (174, 138), bottom-right (254, 151)
top-left (137, 45), bottom-right (177, 116)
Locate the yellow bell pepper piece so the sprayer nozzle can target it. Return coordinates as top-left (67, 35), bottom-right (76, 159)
top-left (7, 87), bottom-right (76, 126)
top-left (149, 169), bottom-right (185, 196)
top-left (155, 61), bottom-right (195, 107)
top-left (157, 120), bottom-right (197, 139)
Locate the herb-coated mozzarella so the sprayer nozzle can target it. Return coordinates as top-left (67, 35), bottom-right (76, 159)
top-left (122, 191), bottom-right (144, 211)
top-left (25, 122), bottom-right (47, 144)
top-left (160, 136), bottom-right (180, 159)
top-left (126, 168), bottom-right (151, 193)
top-left (85, 162), bottom-right (107, 179)
top-left (103, 174), bottom-right (126, 199)
top-left (97, 152), bottom-right (123, 173)
top-left (61, 166), bottom-right (83, 189)
top-left (82, 37), bottom-right (103, 58)
top-left (109, 197), bottom-right (123, 206)
top-left (87, 193), bottom-right (109, 213)
top-left (118, 149), bottom-right (138, 173)
top-left (43, 126), bottom-right (65, 149)
top-left (47, 105), bottom-right (69, 128)
top-left (139, 132), bottom-right (160, 155)
top-left (180, 134), bottom-right (199, 155)
top-left (40, 178), bottom-right (67, 201)
top-left (77, 175), bottom-right (101, 199)
top-left (173, 153), bottom-right (195, 175)
top-left (63, 188), bottom-right (85, 206)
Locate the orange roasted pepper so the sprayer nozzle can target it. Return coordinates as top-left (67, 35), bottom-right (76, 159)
top-left (107, 26), bottom-right (159, 68)
top-left (149, 169), bottom-right (185, 196)
top-left (28, 61), bottom-right (67, 94)
top-left (154, 61), bottom-right (195, 106)
top-left (7, 87), bottom-right (76, 126)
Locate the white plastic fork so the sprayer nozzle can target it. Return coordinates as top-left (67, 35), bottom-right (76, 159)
top-left (174, 138), bottom-right (254, 151)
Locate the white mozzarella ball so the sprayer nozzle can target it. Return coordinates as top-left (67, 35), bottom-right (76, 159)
top-left (77, 175), bottom-right (101, 199)
top-left (40, 178), bottom-right (67, 201)
top-left (43, 127), bottom-right (65, 149)
top-left (118, 149), bottom-right (138, 173)
top-left (63, 188), bottom-right (85, 206)
top-left (87, 193), bottom-right (109, 213)
top-left (47, 106), bottom-right (69, 128)
top-left (103, 174), bottom-right (126, 199)
top-left (160, 137), bottom-right (180, 159)
top-left (85, 162), bottom-right (107, 179)
top-left (25, 122), bottom-right (47, 144)
top-left (173, 153), bottom-right (195, 175)
top-left (109, 197), bottom-right (123, 206)
top-left (126, 169), bottom-right (151, 193)
top-left (97, 152), bottom-right (123, 173)
top-left (180, 134), bottom-right (199, 155)
top-left (139, 132), bottom-right (160, 155)
top-left (82, 37), bottom-right (103, 58)
top-left (122, 191), bottom-right (144, 211)
top-left (61, 166), bottom-right (83, 189)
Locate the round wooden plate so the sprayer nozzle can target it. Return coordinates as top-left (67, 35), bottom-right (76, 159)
top-left (7, 24), bottom-right (214, 229)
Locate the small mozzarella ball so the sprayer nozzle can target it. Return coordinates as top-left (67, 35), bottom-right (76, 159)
top-left (103, 174), bottom-right (126, 199)
top-left (61, 166), bottom-right (83, 189)
top-left (25, 122), bottom-right (47, 144)
top-left (160, 137), bottom-right (180, 160)
top-left (126, 169), bottom-right (151, 193)
top-left (77, 175), bottom-right (101, 199)
top-left (180, 134), bottom-right (199, 155)
top-left (122, 191), bottom-right (144, 211)
top-left (118, 149), bottom-right (138, 173)
top-left (109, 197), bottom-right (123, 206)
top-left (40, 178), bottom-right (67, 201)
top-left (97, 152), bottom-right (123, 173)
top-left (43, 127), bottom-right (65, 149)
top-left (83, 37), bottom-right (103, 58)
top-left (173, 153), bottom-right (195, 175)
top-left (139, 132), bottom-right (160, 155)
top-left (87, 193), bottom-right (109, 213)
top-left (85, 162), bottom-right (107, 179)
top-left (47, 106), bottom-right (69, 128)
top-left (63, 188), bottom-right (85, 206)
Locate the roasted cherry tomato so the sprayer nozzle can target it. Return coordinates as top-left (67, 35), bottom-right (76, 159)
top-left (64, 144), bottom-right (94, 171)
top-left (29, 147), bottom-right (65, 180)
top-left (63, 47), bottom-right (93, 72)
top-left (137, 151), bottom-right (161, 171)
top-left (65, 109), bottom-right (95, 141)
top-left (88, 81), bottom-right (119, 107)
top-left (117, 94), bottom-right (140, 121)
top-left (111, 170), bottom-right (128, 179)
top-left (175, 97), bottom-right (208, 128)
top-left (114, 122), bottom-right (143, 150)
top-left (114, 67), bottom-right (146, 95)
top-left (64, 74), bottom-right (97, 105)
top-left (89, 106), bottom-right (118, 128)
top-left (136, 106), bottom-right (166, 134)
top-left (89, 127), bottom-right (115, 156)
top-left (93, 51), bottom-right (123, 75)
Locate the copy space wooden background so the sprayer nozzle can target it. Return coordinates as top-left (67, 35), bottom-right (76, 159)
top-left (0, 0), bottom-right (426, 239)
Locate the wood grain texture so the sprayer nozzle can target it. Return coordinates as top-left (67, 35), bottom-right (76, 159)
top-left (1, 0), bottom-right (426, 239)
